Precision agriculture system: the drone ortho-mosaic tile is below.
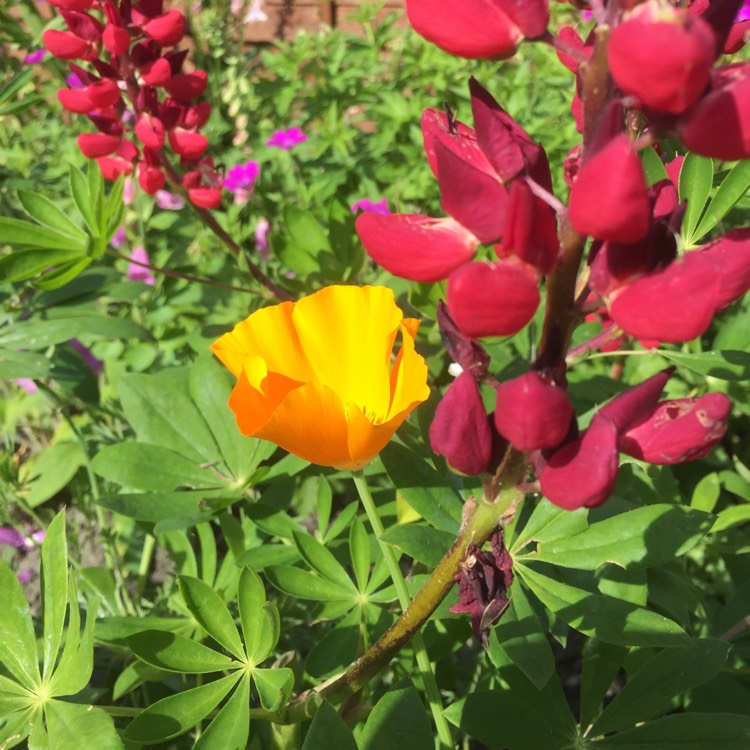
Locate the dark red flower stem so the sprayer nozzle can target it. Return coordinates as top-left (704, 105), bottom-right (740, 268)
top-left (535, 25), bottom-right (613, 379)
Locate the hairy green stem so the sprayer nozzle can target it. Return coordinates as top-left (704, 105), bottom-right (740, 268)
top-left (352, 471), bottom-right (454, 750)
top-left (283, 449), bottom-right (527, 724)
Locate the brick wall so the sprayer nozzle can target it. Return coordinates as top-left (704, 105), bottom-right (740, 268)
top-left (242, 0), bottom-right (407, 42)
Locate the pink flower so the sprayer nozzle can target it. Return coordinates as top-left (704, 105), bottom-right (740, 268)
top-left (155, 190), bottom-right (185, 210)
top-left (110, 226), bottom-right (127, 248)
top-left (128, 246), bottom-right (156, 285)
top-left (351, 198), bottom-right (390, 215)
top-left (224, 160), bottom-right (260, 205)
top-left (123, 176), bottom-right (136, 205)
top-left (15, 378), bottom-right (38, 394)
top-left (738, 1), bottom-right (750, 22)
top-left (255, 218), bottom-right (271, 261)
top-left (24, 49), bottom-right (47, 64)
top-left (69, 339), bottom-right (103, 375)
top-left (0, 527), bottom-right (45, 549)
top-left (266, 127), bottom-right (308, 150)
top-left (66, 72), bottom-right (85, 89)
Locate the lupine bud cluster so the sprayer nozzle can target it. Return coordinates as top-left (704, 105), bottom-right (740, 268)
top-left (43, 0), bottom-right (223, 208)
top-left (358, 0), bottom-right (750, 512)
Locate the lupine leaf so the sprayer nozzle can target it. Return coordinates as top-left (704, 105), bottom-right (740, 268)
top-left (127, 630), bottom-right (237, 673)
top-left (41, 512), bottom-right (68, 678)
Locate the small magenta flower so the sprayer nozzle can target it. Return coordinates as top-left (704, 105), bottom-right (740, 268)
top-left (128, 246), bottom-right (156, 286)
top-left (15, 379), bottom-right (38, 394)
top-left (223, 160), bottom-right (260, 205)
top-left (110, 226), bottom-right (127, 249)
top-left (24, 49), bottom-right (47, 64)
top-left (255, 218), bottom-right (271, 260)
top-left (738, 1), bottom-right (750, 22)
top-left (155, 190), bottom-right (185, 210)
top-left (0, 527), bottom-right (45, 549)
top-left (123, 176), bottom-right (136, 205)
top-left (66, 72), bottom-right (85, 89)
top-left (266, 127), bottom-right (308, 150)
top-left (351, 198), bottom-right (390, 216)
top-left (70, 339), bottom-right (103, 375)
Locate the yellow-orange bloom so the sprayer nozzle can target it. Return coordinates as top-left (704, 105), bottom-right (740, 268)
top-left (210, 285), bottom-right (430, 470)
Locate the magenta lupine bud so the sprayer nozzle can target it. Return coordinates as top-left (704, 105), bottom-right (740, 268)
top-left (620, 393), bottom-right (731, 464)
top-left (608, 251), bottom-right (721, 343)
top-left (568, 135), bottom-right (651, 244)
top-left (678, 63), bottom-right (750, 161)
top-left (539, 415), bottom-right (620, 510)
top-left (500, 180), bottom-right (559, 275)
top-left (608, 2), bottom-right (716, 114)
top-left (494, 371), bottom-right (574, 451)
top-left (430, 370), bottom-right (493, 475)
top-left (356, 213), bottom-right (479, 283)
top-left (447, 260), bottom-right (540, 339)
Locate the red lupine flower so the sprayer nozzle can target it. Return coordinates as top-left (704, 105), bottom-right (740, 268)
top-left (568, 134), bottom-right (651, 244)
top-left (430, 370), bottom-right (493, 475)
top-left (539, 414), bottom-right (620, 510)
top-left (167, 71), bottom-right (208, 101)
top-left (608, 2), bottom-right (717, 114)
top-left (446, 260), bottom-right (540, 339)
top-left (135, 113), bottom-right (166, 150)
top-left (142, 10), bottom-right (186, 46)
top-left (620, 393), bottom-right (730, 464)
top-left (103, 24), bottom-right (130, 54)
top-left (141, 57), bottom-right (173, 86)
top-left (356, 213), bottom-right (479, 283)
top-left (494, 371), bottom-right (573, 451)
top-left (43, 29), bottom-right (97, 59)
top-left (168, 127), bottom-right (208, 159)
top-left (87, 78), bottom-right (121, 108)
top-left (78, 132), bottom-right (122, 157)
top-left (678, 63), bottom-right (750, 161)
top-left (57, 87), bottom-right (94, 113)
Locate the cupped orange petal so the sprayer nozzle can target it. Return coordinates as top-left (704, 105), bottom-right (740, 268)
top-left (388, 321), bottom-right (430, 419)
top-left (292, 286), bottom-right (402, 421)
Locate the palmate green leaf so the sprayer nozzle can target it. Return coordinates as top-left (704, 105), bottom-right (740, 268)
top-left (0, 316), bottom-right (150, 350)
top-left (490, 581), bottom-right (555, 690)
top-left (444, 669), bottom-right (577, 750)
top-left (0, 247), bottom-right (88, 283)
top-left (657, 349), bottom-right (750, 381)
top-left (178, 576), bottom-right (245, 660)
top-left (41, 512), bottom-right (67, 679)
top-left (252, 667), bottom-right (294, 712)
top-left (124, 672), bottom-right (241, 745)
top-left (265, 565), bottom-right (356, 602)
top-left (45, 701), bottom-right (124, 750)
top-left (17, 191), bottom-right (87, 240)
top-left (590, 639), bottom-right (730, 737)
top-left (0, 708), bottom-right (35, 749)
top-left (679, 152), bottom-right (713, 244)
top-left (349, 516), bottom-right (371, 592)
top-left (91, 442), bottom-right (223, 492)
top-left (237, 567), bottom-right (268, 662)
top-left (127, 630), bottom-right (238, 673)
top-left (33, 259), bottom-right (93, 291)
top-left (119, 369), bottom-right (221, 466)
top-left (640, 146), bottom-right (668, 186)
top-left (0, 561), bottom-right (40, 689)
top-left (94, 615), bottom-right (193, 645)
top-left (690, 472), bottom-right (721, 513)
top-left (305, 608), bottom-right (360, 680)
top-left (302, 700), bottom-right (358, 750)
top-left (359, 682), bottom-right (434, 750)
top-left (693, 160), bottom-right (750, 242)
top-left (510, 498), bottom-right (588, 553)
top-left (196, 523), bottom-right (218, 587)
top-left (0, 349), bottom-right (50, 379)
top-left (193, 675), bottom-right (250, 750)
top-left (292, 531), bottom-right (355, 590)
top-left (235, 543), bottom-right (300, 571)
top-left (69, 165), bottom-right (96, 236)
top-left (532, 505), bottom-right (714, 570)
top-left (380, 524), bottom-right (454, 568)
top-left (315, 476), bottom-right (333, 539)
top-left (0, 218), bottom-right (88, 252)
top-left (579, 640), bottom-right (628, 731)
top-left (518, 564), bottom-right (688, 647)
top-left (97, 489), bottom-right (238, 524)
top-left (380, 443), bottom-right (462, 533)
top-left (591, 713), bottom-right (750, 750)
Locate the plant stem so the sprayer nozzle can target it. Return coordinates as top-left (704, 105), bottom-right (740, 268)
top-left (352, 471), bottom-right (454, 750)
top-left (283, 449), bottom-right (527, 724)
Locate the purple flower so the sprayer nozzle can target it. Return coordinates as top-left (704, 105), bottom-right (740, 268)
top-left (582, 10), bottom-right (594, 22)
top-left (15, 378), bottom-right (38, 394)
top-left (0, 527), bottom-right (45, 550)
top-left (128, 246), bottom-right (156, 286)
top-left (66, 72), bottom-right (85, 89)
top-left (69, 339), bottom-right (104, 375)
top-left (351, 198), bottom-right (390, 216)
top-left (255, 218), bottom-right (271, 261)
top-left (17, 569), bottom-right (35, 585)
top-left (110, 226), bottom-right (127, 249)
top-left (266, 127), bottom-right (308, 151)
top-left (224, 161), bottom-right (260, 205)
top-left (24, 49), bottom-right (46, 64)
top-left (155, 190), bottom-right (185, 210)
top-left (123, 176), bottom-right (136, 206)
top-left (737, 0), bottom-right (750, 22)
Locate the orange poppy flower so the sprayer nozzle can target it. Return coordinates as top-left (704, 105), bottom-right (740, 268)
top-left (211, 285), bottom-right (430, 470)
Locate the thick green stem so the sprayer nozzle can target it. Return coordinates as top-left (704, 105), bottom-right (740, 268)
top-left (352, 471), bottom-right (454, 750)
top-left (283, 449), bottom-right (527, 724)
